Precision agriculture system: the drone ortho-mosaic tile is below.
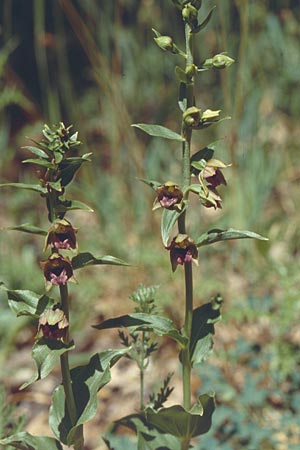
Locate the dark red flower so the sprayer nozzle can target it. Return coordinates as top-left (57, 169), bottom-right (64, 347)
top-left (45, 219), bottom-right (78, 251)
top-left (41, 253), bottom-right (74, 288)
top-left (37, 305), bottom-right (69, 340)
top-left (154, 182), bottom-right (183, 210)
top-left (168, 234), bottom-right (198, 272)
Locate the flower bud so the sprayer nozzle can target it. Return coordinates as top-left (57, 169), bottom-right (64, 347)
top-left (41, 253), bottom-right (74, 288)
top-left (212, 53), bottom-right (235, 69)
top-left (37, 305), bottom-right (69, 340)
top-left (167, 234), bottom-right (198, 272)
top-left (199, 186), bottom-right (222, 209)
top-left (201, 109), bottom-right (221, 123)
top-left (182, 4), bottom-right (198, 26)
top-left (44, 219), bottom-right (78, 251)
top-left (154, 35), bottom-right (180, 54)
top-left (183, 106), bottom-right (202, 128)
top-left (154, 181), bottom-right (183, 211)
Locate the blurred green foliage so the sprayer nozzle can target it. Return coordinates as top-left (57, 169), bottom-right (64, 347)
top-left (0, 1), bottom-right (300, 448)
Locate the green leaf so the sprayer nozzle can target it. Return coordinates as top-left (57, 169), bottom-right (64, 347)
top-left (193, 6), bottom-right (216, 33)
top-left (0, 432), bottom-right (63, 450)
top-left (55, 199), bottom-right (94, 213)
top-left (21, 339), bottom-right (75, 390)
top-left (93, 312), bottom-right (187, 347)
top-left (108, 415), bottom-right (181, 450)
top-left (190, 147), bottom-right (214, 175)
top-left (49, 349), bottom-right (128, 445)
top-left (161, 208), bottom-right (185, 247)
top-left (72, 252), bottom-right (129, 270)
top-left (190, 295), bottom-right (222, 366)
top-left (145, 393), bottom-right (215, 438)
top-left (138, 178), bottom-right (162, 191)
top-left (0, 183), bottom-right (47, 194)
top-left (132, 124), bottom-right (183, 141)
top-left (59, 153), bottom-right (92, 187)
top-left (196, 228), bottom-right (268, 247)
top-left (22, 145), bottom-right (49, 158)
top-left (4, 223), bottom-right (47, 236)
top-left (3, 288), bottom-right (55, 318)
top-left (22, 158), bottom-right (56, 169)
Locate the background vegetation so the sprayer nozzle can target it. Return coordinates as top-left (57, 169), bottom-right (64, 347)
top-left (0, 1), bottom-right (300, 449)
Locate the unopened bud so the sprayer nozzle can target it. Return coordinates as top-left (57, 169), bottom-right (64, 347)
top-left (182, 4), bottom-right (198, 26)
top-left (212, 53), bottom-right (235, 69)
top-left (154, 35), bottom-right (179, 54)
top-left (183, 106), bottom-right (202, 128)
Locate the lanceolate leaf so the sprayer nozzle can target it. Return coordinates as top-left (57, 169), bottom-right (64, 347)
top-left (0, 182), bottom-right (47, 194)
top-left (4, 288), bottom-right (55, 317)
top-left (132, 124), bottom-right (183, 141)
top-left (72, 252), bottom-right (129, 270)
top-left (55, 199), bottom-right (94, 213)
top-left (0, 432), bottom-right (63, 450)
top-left (138, 177), bottom-right (162, 191)
top-left (161, 208), bottom-right (185, 247)
top-left (22, 158), bottom-right (56, 169)
top-left (94, 312), bottom-right (187, 347)
top-left (145, 393), bottom-right (215, 438)
top-left (59, 153), bottom-right (92, 187)
top-left (190, 295), bottom-right (223, 366)
top-left (22, 145), bottom-right (49, 158)
top-left (193, 6), bottom-right (216, 33)
top-left (49, 349), bottom-right (128, 445)
top-left (5, 223), bottom-right (47, 236)
top-left (196, 228), bottom-right (268, 247)
top-left (21, 339), bottom-right (75, 390)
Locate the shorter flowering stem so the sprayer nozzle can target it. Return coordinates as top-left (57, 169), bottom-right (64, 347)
top-left (59, 284), bottom-right (84, 450)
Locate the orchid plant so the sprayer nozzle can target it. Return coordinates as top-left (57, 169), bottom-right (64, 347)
top-left (0, 123), bottom-right (129, 450)
top-left (0, 2), bottom-right (267, 450)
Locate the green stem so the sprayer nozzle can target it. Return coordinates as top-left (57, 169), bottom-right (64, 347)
top-left (59, 284), bottom-right (84, 450)
top-left (139, 331), bottom-right (146, 411)
top-left (179, 22), bottom-right (194, 419)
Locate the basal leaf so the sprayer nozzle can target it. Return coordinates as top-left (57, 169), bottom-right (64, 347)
top-left (161, 208), bottom-right (185, 247)
top-left (196, 228), bottom-right (268, 247)
top-left (0, 432), bottom-right (63, 450)
top-left (0, 183), bottom-right (47, 194)
top-left (108, 415), bottom-right (181, 450)
top-left (4, 288), bottom-right (55, 318)
top-left (93, 312), bottom-right (187, 347)
top-left (21, 339), bottom-right (75, 390)
top-left (72, 252), bottom-right (129, 270)
top-left (49, 349), bottom-right (128, 445)
top-left (132, 124), bottom-right (183, 141)
top-left (190, 295), bottom-right (223, 366)
top-left (145, 393), bottom-right (215, 438)
top-left (5, 223), bottom-right (47, 236)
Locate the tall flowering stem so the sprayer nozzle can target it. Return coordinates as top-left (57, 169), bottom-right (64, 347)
top-left (180, 22), bottom-right (195, 416)
top-left (59, 284), bottom-right (84, 450)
